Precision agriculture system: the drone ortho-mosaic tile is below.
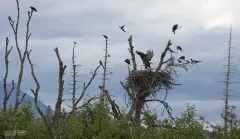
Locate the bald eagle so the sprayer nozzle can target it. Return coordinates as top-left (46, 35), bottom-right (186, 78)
top-left (136, 50), bottom-right (154, 69)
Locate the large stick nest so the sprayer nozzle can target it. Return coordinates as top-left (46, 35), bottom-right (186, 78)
top-left (126, 70), bottom-right (174, 99)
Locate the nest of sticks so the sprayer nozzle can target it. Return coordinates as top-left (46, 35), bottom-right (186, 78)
top-left (126, 69), bottom-right (174, 99)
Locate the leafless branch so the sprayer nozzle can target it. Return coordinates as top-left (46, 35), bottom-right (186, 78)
top-left (128, 35), bottom-right (137, 71)
top-left (71, 63), bottom-right (101, 113)
top-left (52, 47), bottom-right (66, 128)
top-left (145, 99), bottom-right (175, 122)
top-left (3, 37), bottom-right (15, 130)
top-left (155, 40), bottom-right (172, 72)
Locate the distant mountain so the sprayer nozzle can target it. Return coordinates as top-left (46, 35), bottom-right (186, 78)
top-left (0, 81), bottom-right (52, 117)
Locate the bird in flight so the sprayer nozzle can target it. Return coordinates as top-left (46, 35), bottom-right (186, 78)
top-left (103, 35), bottom-right (108, 39)
top-left (176, 46), bottom-right (182, 51)
top-left (30, 6), bottom-right (37, 12)
top-left (172, 24), bottom-right (181, 34)
top-left (124, 59), bottom-right (130, 65)
top-left (119, 25), bottom-right (125, 32)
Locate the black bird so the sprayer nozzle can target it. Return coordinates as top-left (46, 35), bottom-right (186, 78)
top-left (74, 41), bottom-right (77, 45)
top-left (178, 59), bottom-right (182, 63)
top-left (190, 59), bottom-right (194, 63)
top-left (186, 60), bottom-right (190, 64)
top-left (99, 60), bottom-right (104, 68)
top-left (108, 54), bottom-right (110, 57)
top-left (194, 60), bottom-right (202, 64)
top-left (119, 25), bottom-right (125, 32)
top-left (176, 46), bottom-right (182, 51)
top-left (99, 85), bottom-right (103, 89)
top-left (169, 48), bottom-right (177, 54)
top-left (30, 6), bottom-right (37, 12)
top-left (103, 35), bottom-right (108, 39)
top-left (8, 16), bottom-right (14, 25)
top-left (179, 56), bottom-right (185, 61)
top-left (124, 59), bottom-right (130, 65)
top-left (172, 24), bottom-right (181, 34)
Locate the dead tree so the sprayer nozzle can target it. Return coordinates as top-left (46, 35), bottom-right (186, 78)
top-left (28, 47), bottom-right (101, 139)
top-left (67, 42), bottom-right (102, 115)
top-left (121, 35), bottom-right (197, 124)
top-left (218, 26), bottom-right (239, 139)
top-left (98, 35), bottom-right (122, 120)
top-left (2, 0), bottom-right (34, 133)
top-left (3, 37), bottom-right (15, 131)
top-left (100, 35), bottom-right (110, 103)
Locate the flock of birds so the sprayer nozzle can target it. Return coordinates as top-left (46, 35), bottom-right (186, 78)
top-left (99, 24), bottom-right (203, 69)
top-left (10, 6), bottom-right (202, 70)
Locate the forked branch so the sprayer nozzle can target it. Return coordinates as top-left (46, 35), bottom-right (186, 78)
top-left (155, 40), bottom-right (172, 72)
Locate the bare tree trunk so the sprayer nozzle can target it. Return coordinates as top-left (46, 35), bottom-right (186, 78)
top-left (224, 26), bottom-right (232, 139)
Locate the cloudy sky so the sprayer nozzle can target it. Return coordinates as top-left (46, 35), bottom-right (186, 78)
top-left (0, 0), bottom-right (240, 125)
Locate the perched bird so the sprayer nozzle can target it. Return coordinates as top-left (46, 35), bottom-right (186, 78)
top-left (172, 24), bottom-right (181, 34)
top-left (190, 59), bottom-right (195, 63)
top-left (119, 25), bottom-right (125, 32)
top-left (30, 6), bottom-right (37, 12)
top-left (136, 50), bottom-right (153, 69)
top-left (99, 85), bottom-right (103, 89)
top-left (103, 35), bottom-right (108, 39)
top-left (179, 56), bottom-right (185, 61)
top-left (99, 60), bottom-right (104, 68)
top-left (176, 46), bottom-right (182, 51)
top-left (168, 48), bottom-right (177, 54)
top-left (108, 54), bottom-right (110, 57)
top-left (194, 60), bottom-right (202, 64)
top-left (8, 16), bottom-right (14, 25)
top-left (124, 59), bottom-right (130, 65)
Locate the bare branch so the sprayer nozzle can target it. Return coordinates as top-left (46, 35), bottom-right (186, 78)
top-left (19, 92), bottom-right (26, 104)
top-left (27, 51), bottom-right (45, 119)
top-left (52, 47), bottom-right (66, 128)
top-left (120, 81), bottom-right (133, 99)
top-left (75, 96), bottom-right (101, 110)
top-left (3, 37), bottom-right (14, 130)
top-left (73, 64), bottom-right (101, 111)
top-left (155, 40), bottom-right (172, 72)
top-left (128, 35), bottom-right (137, 71)
top-left (145, 99), bottom-right (175, 122)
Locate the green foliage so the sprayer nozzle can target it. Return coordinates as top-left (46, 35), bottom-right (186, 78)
top-left (0, 100), bottom-right (239, 138)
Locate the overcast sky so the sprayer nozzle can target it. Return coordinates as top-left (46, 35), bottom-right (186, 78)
top-left (0, 0), bottom-right (240, 125)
